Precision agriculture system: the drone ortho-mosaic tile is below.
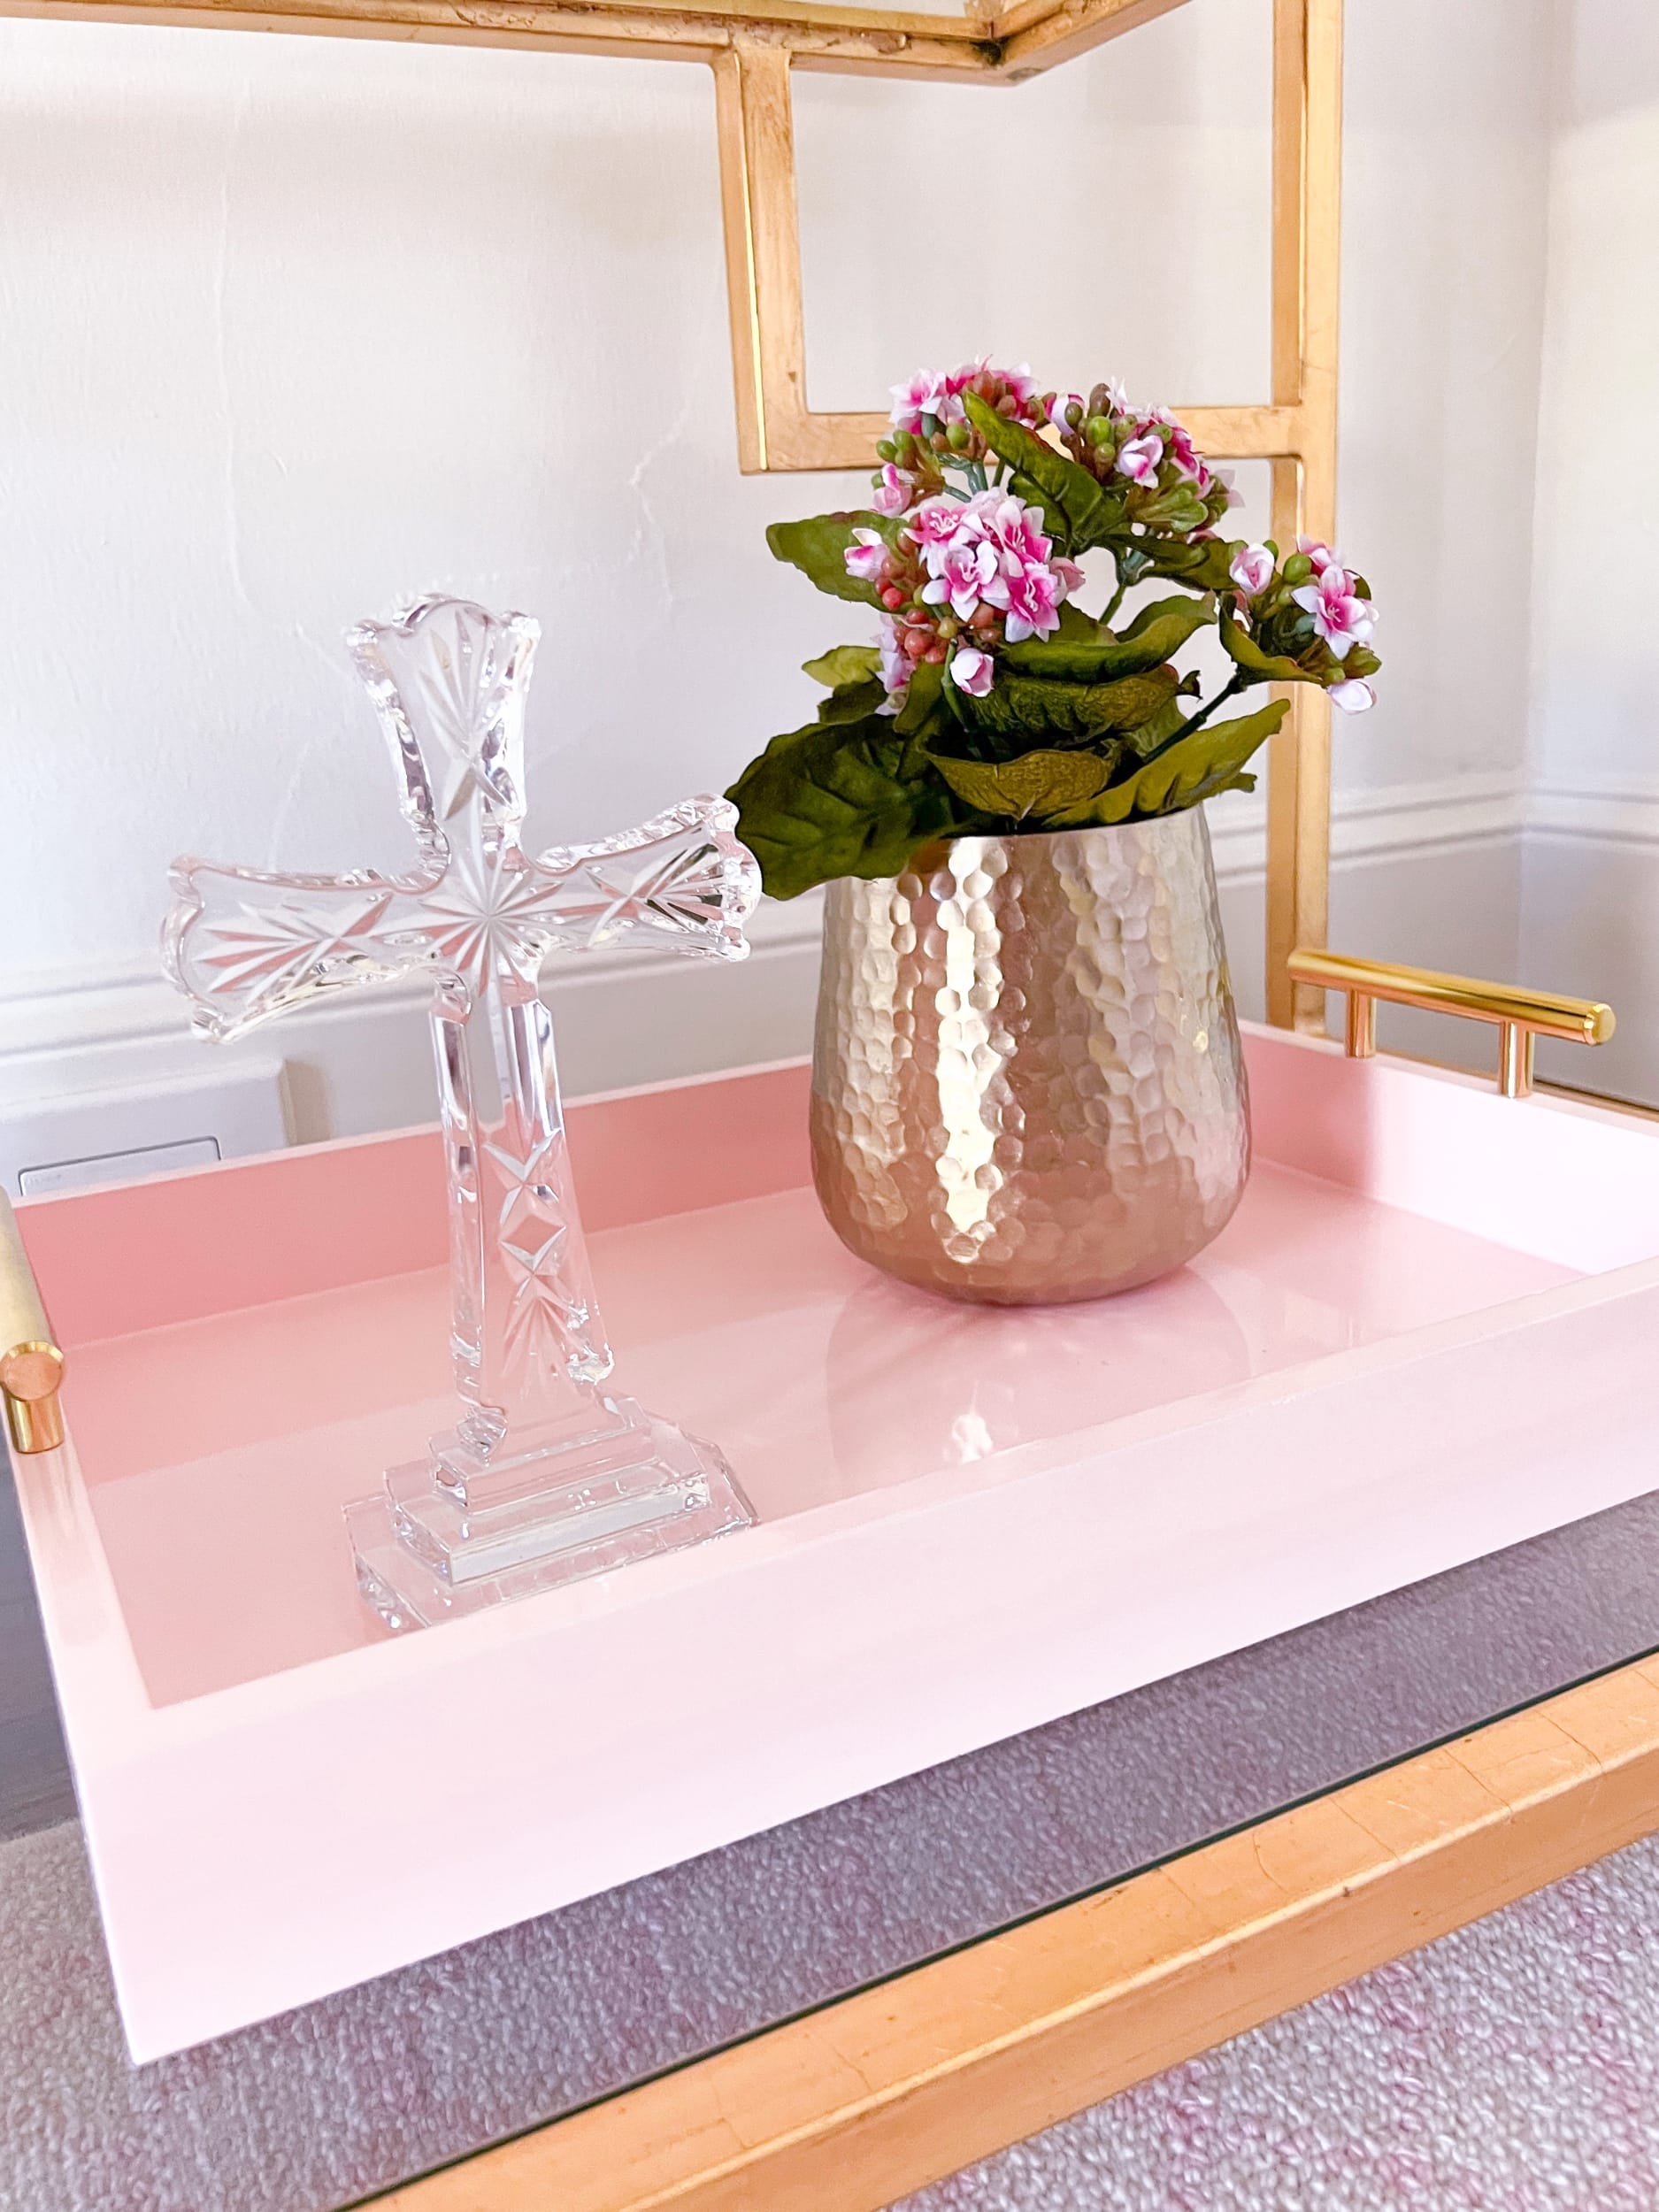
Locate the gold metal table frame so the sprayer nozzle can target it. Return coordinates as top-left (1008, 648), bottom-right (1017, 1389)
top-left (6, 1), bottom-right (1650, 2201)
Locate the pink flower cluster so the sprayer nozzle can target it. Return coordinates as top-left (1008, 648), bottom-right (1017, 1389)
top-left (1050, 382), bottom-right (1236, 513)
top-left (1226, 536), bottom-right (1379, 714)
top-left (1292, 536), bottom-right (1377, 712)
top-left (872, 359), bottom-right (1045, 518)
top-left (889, 358), bottom-right (1038, 438)
top-left (845, 488), bottom-right (1083, 703)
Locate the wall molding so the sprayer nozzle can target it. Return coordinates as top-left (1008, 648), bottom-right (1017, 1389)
top-left (1526, 779), bottom-right (1659, 848)
top-left (0, 774), bottom-right (1548, 1106)
top-left (0, 773), bottom-right (1534, 1081)
top-left (0, 890), bottom-right (826, 1077)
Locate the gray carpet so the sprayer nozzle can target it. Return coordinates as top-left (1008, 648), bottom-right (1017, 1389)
top-left (902, 1834), bottom-right (1659, 2211)
top-left (6, 1814), bottom-right (1659, 2210)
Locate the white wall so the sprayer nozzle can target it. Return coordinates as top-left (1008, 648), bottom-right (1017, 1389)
top-left (0, 0), bottom-right (1567, 1146)
top-left (1521, 0), bottom-right (1659, 1103)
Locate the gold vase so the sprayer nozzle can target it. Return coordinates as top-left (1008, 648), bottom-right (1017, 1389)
top-left (810, 812), bottom-right (1249, 1305)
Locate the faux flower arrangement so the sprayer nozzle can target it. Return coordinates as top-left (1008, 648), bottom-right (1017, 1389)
top-left (727, 360), bottom-right (1379, 899)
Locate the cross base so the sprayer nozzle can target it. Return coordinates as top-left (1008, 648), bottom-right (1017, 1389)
top-left (343, 1395), bottom-right (754, 1631)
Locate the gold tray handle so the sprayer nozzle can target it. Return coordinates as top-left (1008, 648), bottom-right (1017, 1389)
top-left (1287, 949), bottom-right (1615, 1101)
top-left (1, 1192), bottom-right (65, 1455)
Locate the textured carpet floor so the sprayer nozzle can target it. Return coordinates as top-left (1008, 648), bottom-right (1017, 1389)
top-left (901, 1835), bottom-right (1659, 2212)
top-left (5, 1817), bottom-right (1659, 2210)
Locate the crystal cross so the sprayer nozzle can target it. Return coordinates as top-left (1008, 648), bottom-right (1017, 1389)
top-left (164, 595), bottom-right (762, 1627)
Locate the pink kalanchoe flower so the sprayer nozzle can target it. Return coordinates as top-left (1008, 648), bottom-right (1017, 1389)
top-left (1229, 543), bottom-right (1277, 598)
top-left (910, 496), bottom-right (970, 557)
top-left (991, 561), bottom-right (1066, 644)
top-left (985, 361), bottom-right (1038, 410)
top-left (980, 493), bottom-right (1051, 569)
top-left (1115, 432), bottom-right (1165, 485)
top-left (870, 464), bottom-right (911, 518)
top-left (1052, 557), bottom-right (1085, 596)
top-left (1292, 565), bottom-right (1375, 658)
top-left (843, 527), bottom-right (891, 586)
top-left (875, 614), bottom-right (912, 708)
top-left (1328, 677), bottom-right (1376, 713)
top-left (1103, 377), bottom-right (1130, 415)
top-left (889, 369), bottom-right (957, 434)
top-left (949, 645), bottom-right (995, 697)
top-left (1297, 535), bottom-right (1340, 574)
top-left (923, 534), bottom-right (1002, 621)
top-left (1163, 420), bottom-right (1210, 488)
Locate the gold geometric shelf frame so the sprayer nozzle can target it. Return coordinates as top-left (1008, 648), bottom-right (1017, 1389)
top-left (712, 0), bottom-right (1341, 1027)
top-left (7, 0), bottom-right (1340, 1025)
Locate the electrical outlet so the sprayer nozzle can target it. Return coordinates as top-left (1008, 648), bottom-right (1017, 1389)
top-left (0, 1061), bottom-right (288, 1199)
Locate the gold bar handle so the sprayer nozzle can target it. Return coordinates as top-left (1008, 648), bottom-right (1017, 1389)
top-left (0, 1192), bottom-right (65, 1455)
top-left (1286, 949), bottom-right (1616, 1102)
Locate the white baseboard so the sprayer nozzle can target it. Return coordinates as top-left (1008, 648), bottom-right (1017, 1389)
top-left (3, 770), bottom-right (1615, 1145)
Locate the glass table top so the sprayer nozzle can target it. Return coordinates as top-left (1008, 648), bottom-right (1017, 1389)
top-left (5, 1452), bottom-right (1659, 2212)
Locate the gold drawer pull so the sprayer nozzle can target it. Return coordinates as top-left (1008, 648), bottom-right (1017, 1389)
top-left (1, 1193), bottom-right (65, 1455)
top-left (1286, 949), bottom-right (1616, 1101)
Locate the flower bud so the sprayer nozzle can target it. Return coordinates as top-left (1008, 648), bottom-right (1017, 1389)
top-left (1282, 552), bottom-right (1313, 585)
top-left (881, 586), bottom-right (905, 611)
top-left (876, 438), bottom-right (896, 463)
top-left (925, 643), bottom-right (947, 664)
top-left (946, 420), bottom-right (972, 451)
top-left (1085, 414), bottom-right (1112, 446)
top-left (902, 627), bottom-right (931, 660)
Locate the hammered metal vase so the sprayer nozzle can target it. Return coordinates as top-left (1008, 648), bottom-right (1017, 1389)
top-left (810, 812), bottom-right (1249, 1305)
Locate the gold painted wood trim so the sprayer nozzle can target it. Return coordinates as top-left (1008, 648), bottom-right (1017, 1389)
top-left (0, 0), bottom-right (1164, 73)
top-left (373, 1652), bottom-right (1659, 2212)
top-left (0, 0), bottom-right (1007, 71)
top-left (710, 0), bottom-right (1342, 1025)
top-left (710, 21), bottom-right (1326, 479)
top-left (1264, 0), bottom-right (1340, 1032)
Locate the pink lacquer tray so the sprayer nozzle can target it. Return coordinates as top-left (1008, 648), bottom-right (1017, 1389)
top-left (12, 1025), bottom-right (1659, 2060)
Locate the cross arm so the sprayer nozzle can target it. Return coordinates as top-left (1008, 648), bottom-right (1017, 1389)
top-left (529, 794), bottom-right (761, 966)
top-left (164, 853), bottom-right (444, 1043)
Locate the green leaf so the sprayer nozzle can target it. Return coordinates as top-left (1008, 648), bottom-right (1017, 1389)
top-left (892, 654), bottom-right (947, 739)
top-left (767, 512), bottom-right (894, 605)
top-left (1218, 604), bottom-right (1323, 685)
top-left (1001, 595), bottom-right (1214, 682)
top-left (962, 394), bottom-right (1119, 551)
top-left (1137, 536), bottom-right (1240, 594)
top-left (726, 713), bottom-right (964, 901)
top-left (929, 749), bottom-right (1113, 822)
top-left (960, 665), bottom-right (1179, 744)
top-left (803, 643), bottom-right (881, 688)
top-left (815, 678), bottom-right (887, 726)
top-left (1060, 699), bottom-right (1290, 826)
top-left (1118, 695), bottom-right (1190, 758)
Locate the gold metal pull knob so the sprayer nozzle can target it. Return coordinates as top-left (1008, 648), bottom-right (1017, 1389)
top-left (1, 1194), bottom-right (65, 1455)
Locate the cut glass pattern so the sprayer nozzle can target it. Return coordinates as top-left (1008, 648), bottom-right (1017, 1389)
top-left (165, 595), bottom-right (761, 1627)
